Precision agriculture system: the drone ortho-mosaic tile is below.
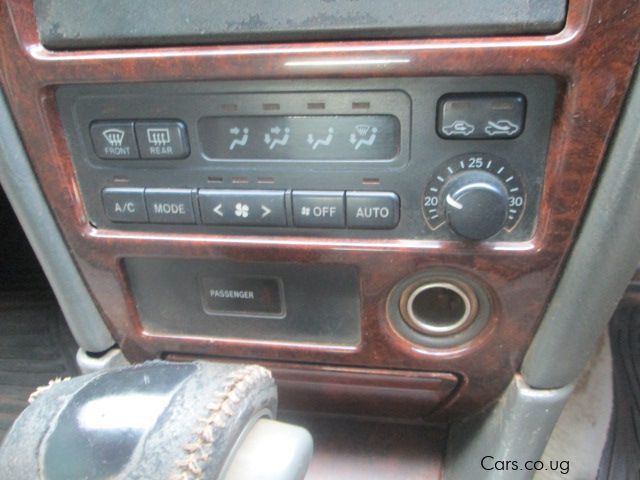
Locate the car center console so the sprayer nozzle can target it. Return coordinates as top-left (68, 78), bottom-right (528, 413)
top-left (57, 76), bottom-right (555, 359)
top-left (1, 0), bottom-right (639, 421)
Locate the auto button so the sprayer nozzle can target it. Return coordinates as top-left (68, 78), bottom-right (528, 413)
top-left (346, 191), bottom-right (400, 229)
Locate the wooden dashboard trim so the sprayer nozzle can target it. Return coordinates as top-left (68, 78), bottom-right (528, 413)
top-left (0, 0), bottom-right (638, 418)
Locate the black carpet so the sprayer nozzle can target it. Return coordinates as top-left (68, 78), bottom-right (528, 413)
top-left (597, 305), bottom-right (640, 480)
top-left (0, 293), bottom-right (78, 439)
top-left (0, 188), bottom-right (78, 440)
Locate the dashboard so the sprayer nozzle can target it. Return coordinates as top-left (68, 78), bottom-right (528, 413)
top-left (1, 0), bottom-right (639, 424)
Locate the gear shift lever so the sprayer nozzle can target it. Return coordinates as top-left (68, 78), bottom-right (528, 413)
top-left (0, 361), bottom-right (313, 480)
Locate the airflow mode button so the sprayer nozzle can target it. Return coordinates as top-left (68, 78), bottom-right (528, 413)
top-left (145, 188), bottom-right (196, 224)
top-left (90, 121), bottom-right (139, 159)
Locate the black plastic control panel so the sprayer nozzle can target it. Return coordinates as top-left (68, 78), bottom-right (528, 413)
top-left (57, 77), bottom-right (556, 241)
top-left (102, 187), bottom-right (400, 230)
top-left (200, 115), bottom-right (400, 160)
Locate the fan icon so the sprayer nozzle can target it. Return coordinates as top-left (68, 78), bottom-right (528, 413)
top-left (234, 203), bottom-right (250, 218)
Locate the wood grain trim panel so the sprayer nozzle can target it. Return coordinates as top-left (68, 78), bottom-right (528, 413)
top-left (0, 0), bottom-right (638, 418)
top-left (168, 355), bottom-right (460, 420)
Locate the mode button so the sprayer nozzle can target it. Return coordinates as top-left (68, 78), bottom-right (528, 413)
top-left (145, 188), bottom-right (196, 224)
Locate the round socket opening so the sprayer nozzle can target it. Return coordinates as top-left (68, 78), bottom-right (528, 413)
top-left (401, 282), bottom-right (477, 336)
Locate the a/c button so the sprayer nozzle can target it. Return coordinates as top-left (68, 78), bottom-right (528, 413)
top-left (292, 191), bottom-right (345, 228)
top-left (102, 188), bottom-right (147, 223)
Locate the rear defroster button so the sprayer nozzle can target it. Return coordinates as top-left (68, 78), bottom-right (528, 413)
top-left (135, 120), bottom-right (190, 159)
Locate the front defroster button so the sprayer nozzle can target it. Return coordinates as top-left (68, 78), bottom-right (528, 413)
top-left (145, 188), bottom-right (196, 224)
top-left (292, 191), bottom-right (345, 228)
top-left (91, 121), bottom-right (139, 159)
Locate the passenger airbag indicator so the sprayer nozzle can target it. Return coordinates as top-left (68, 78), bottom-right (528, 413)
top-left (200, 276), bottom-right (285, 318)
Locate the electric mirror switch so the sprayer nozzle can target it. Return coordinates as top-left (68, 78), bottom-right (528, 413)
top-left (102, 188), bottom-right (147, 222)
top-left (437, 93), bottom-right (526, 140)
top-left (90, 121), bottom-right (139, 159)
top-left (135, 120), bottom-right (190, 159)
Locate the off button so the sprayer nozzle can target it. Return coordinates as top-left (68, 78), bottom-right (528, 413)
top-left (292, 191), bottom-right (345, 228)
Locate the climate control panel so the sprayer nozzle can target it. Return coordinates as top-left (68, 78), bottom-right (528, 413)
top-left (57, 76), bottom-right (556, 241)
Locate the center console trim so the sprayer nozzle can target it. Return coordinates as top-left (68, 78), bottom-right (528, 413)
top-left (0, 0), bottom-right (638, 418)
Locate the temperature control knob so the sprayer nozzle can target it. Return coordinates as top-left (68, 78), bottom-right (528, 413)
top-left (443, 171), bottom-right (509, 241)
top-left (423, 154), bottom-right (525, 240)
